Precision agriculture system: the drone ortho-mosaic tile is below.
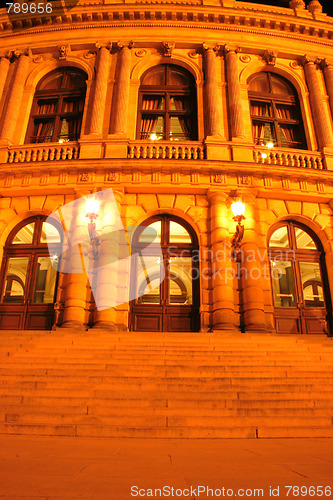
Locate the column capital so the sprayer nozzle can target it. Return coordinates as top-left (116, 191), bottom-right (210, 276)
top-left (95, 41), bottom-right (112, 51)
top-left (300, 54), bottom-right (316, 67)
top-left (318, 58), bottom-right (333, 70)
top-left (0, 51), bottom-right (12, 60)
top-left (13, 48), bottom-right (32, 60)
top-left (207, 189), bottom-right (228, 204)
top-left (203, 42), bottom-right (220, 54)
top-left (223, 44), bottom-right (241, 55)
top-left (115, 41), bottom-right (134, 51)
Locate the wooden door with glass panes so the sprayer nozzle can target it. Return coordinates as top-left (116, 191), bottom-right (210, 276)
top-left (130, 215), bottom-right (200, 332)
top-left (0, 217), bottom-right (61, 330)
top-left (269, 222), bottom-right (331, 334)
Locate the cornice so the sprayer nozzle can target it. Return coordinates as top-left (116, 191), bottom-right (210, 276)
top-left (1, 4), bottom-right (333, 45)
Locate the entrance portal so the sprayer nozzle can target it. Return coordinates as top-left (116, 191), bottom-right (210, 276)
top-left (130, 215), bottom-right (200, 332)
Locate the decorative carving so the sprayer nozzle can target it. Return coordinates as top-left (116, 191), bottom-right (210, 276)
top-left (162, 41), bottom-right (175, 57)
top-left (135, 49), bottom-right (147, 58)
top-left (299, 179), bottom-right (308, 191)
top-left (203, 42), bottom-right (220, 54)
top-left (106, 171), bottom-right (118, 182)
top-left (58, 173), bottom-right (67, 184)
top-left (132, 171), bottom-right (141, 183)
top-left (171, 171), bottom-right (180, 183)
top-left (33, 55), bottom-right (44, 64)
top-left (316, 181), bottom-right (325, 193)
top-left (213, 173), bottom-right (226, 184)
top-left (22, 174), bottom-right (31, 186)
top-left (263, 50), bottom-right (278, 66)
top-left (79, 172), bottom-right (89, 182)
top-left (300, 54), bottom-right (313, 66)
top-left (40, 174), bottom-right (49, 185)
top-left (84, 50), bottom-right (97, 59)
top-left (238, 175), bottom-right (252, 185)
top-left (239, 54), bottom-right (251, 64)
top-left (58, 45), bottom-right (70, 60)
top-left (4, 175), bottom-right (14, 187)
top-left (188, 50), bottom-right (199, 59)
top-left (191, 172), bottom-right (199, 184)
top-left (282, 178), bottom-right (290, 190)
top-left (263, 177), bottom-right (272, 188)
top-left (95, 41), bottom-right (112, 51)
top-left (223, 44), bottom-right (241, 55)
top-left (290, 61), bottom-right (300, 69)
top-left (307, 0), bottom-right (323, 14)
top-left (116, 41), bottom-right (134, 50)
top-left (152, 171), bottom-right (160, 183)
top-left (289, 0), bottom-right (305, 9)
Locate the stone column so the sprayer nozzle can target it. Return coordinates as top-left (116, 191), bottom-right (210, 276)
top-left (240, 197), bottom-right (267, 332)
top-left (0, 56), bottom-right (10, 105)
top-left (110, 42), bottom-right (133, 135)
top-left (203, 43), bottom-right (222, 137)
top-left (208, 191), bottom-right (236, 331)
top-left (89, 45), bottom-right (111, 136)
top-left (0, 52), bottom-right (30, 143)
top-left (61, 195), bottom-right (89, 329)
top-left (321, 59), bottom-right (333, 123)
top-left (224, 45), bottom-right (246, 139)
top-left (93, 190), bottom-right (124, 329)
top-left (301, 56), bottom-right (333, 149)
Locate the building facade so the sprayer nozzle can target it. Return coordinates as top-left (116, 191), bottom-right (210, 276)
top-left (0, 0), bottom-right (332, 335)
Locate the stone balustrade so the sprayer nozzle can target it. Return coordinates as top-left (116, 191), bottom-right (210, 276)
top-left (7, 144), bottom-right (80, 163)
top-left (253, 148), bottom-right (324, 169)
top-left (127, 142), bottom-right (206, 160)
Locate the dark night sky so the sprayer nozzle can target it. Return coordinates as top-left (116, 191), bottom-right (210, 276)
top-left (240, 0), bottom-right (333, 17)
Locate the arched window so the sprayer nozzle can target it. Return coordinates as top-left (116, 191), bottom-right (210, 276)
top-left (137, 65), bottom-right (197, 141)
top-left (0, 217), bottom-right (62, 329)
top-left (130, 215), bottom-right (200, 332)
top-left (268, 222), bottom-right (331, 334)
top-left (26, 67), bottom-right (87, 144)
top-left (248, 72), bottom-right (306, 149)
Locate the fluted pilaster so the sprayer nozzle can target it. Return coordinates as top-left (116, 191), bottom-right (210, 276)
top-left (110, 42), bottom-right (133, 135)
top-left (0, 56), bottom-right (10, 106)
top-left (203, 43), bottom-right (222, 137)
top-left (89, 45), bottom-right (111, 136)
top-left (321, 59), bottom-right (333, 123)
top-left (208, 191), bottom-right (236, 331)
top-left (301, 56), bottom-right (333, 149)
top-left (0, 52), bottom-right (30, 143)
top-left (224, 45), bottom-right (245, 139)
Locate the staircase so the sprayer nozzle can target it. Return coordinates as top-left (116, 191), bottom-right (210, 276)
top-left (0, 330), bottom-right (332, 438)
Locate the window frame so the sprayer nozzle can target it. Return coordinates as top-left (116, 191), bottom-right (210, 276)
top-left (25, 68), bottom-right (87, 144)
top-left (248, 72), bottom-right (307, 150)
top-left (136, 65), bottom-right (198, 141)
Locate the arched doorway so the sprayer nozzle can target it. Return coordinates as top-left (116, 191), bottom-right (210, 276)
top-left (0, 217), bottom-right (61, 330)
top-left (130, 215), bottom-right (200, 332)
top-left (268, 222), bottom-right (332, 334)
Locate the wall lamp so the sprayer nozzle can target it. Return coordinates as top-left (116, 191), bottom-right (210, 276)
top-left (86, 196), bottom-right (101, 259)
top-left (231, 199), bottom-right (246, 260)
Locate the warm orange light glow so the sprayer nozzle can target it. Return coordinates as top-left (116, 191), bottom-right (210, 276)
top-left (86, 197), bottom-right (100, 217)
top-left (231, 200), bottom-right (245, 218)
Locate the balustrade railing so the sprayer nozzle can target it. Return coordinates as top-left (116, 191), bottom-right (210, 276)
top-left (7, 143), bottom-right (80, 163)
top-left (128, 142), bottom-right (205, 160)
top-left (253, 148), bottom-right (324, 169)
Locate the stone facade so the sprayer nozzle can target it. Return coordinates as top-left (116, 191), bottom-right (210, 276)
top-left (0, 0), bottom-right (332, 334)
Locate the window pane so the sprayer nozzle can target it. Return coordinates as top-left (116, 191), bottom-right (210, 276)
top-left (168, 67), bottom-right (192, 86)
top-left (295, 228), bottom-right (317, 250)
top-left (136, 256), bottom-right (162, 304)
top-left (2, 257), bottom-right (29, 303)
top-left (65, 70), bottom-right (87, 89)
top-left (142, 67), bottom-right (165, 86)
top-left (248, 73), bottom-right (270, 92)
top-left (170, 96), bottom-right (191, 110)
top-left (58, 117), bottom-right (82, 141)
top-left (271, 260), bottom-right (296, 307)
top-left (38, 72), bottom-right (63, 90)
top-left (31, 120), bottom-right (54, 143)
top-left (138, 221), bottom-right (161, 244)
top-left (170, 116), bottom-right (192, 140)
top-left (169, 221), bottom-right (191, 244)
top-left (140, 115), bottom-right (164, 140)
top-left (40, 222), bottom-right (61, 244)
top-left (252, 121), bottom-right (275, 145)
top-left (33, 256), bottom-right (57, 304)
top-left (299, 262), bottom-right (324, 307)
top-left (62, 98), bottom-right (84, 113)
top-left (142, 96), bottom-right (165, 110)
top-left (275, 104), bottom-right (297, 120)
top-left (36, 99), bottom-right (57, 115)
top-left (13, 223), bottom-right (35, 244)
top-left (169, 257), bottom-right (192, 305)
top-left (269, 227), bottom-right (289, 248)
top-left (270, 74), bottom-right (294, 95)
top-left (250, 101), bottom-right (272, 117)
